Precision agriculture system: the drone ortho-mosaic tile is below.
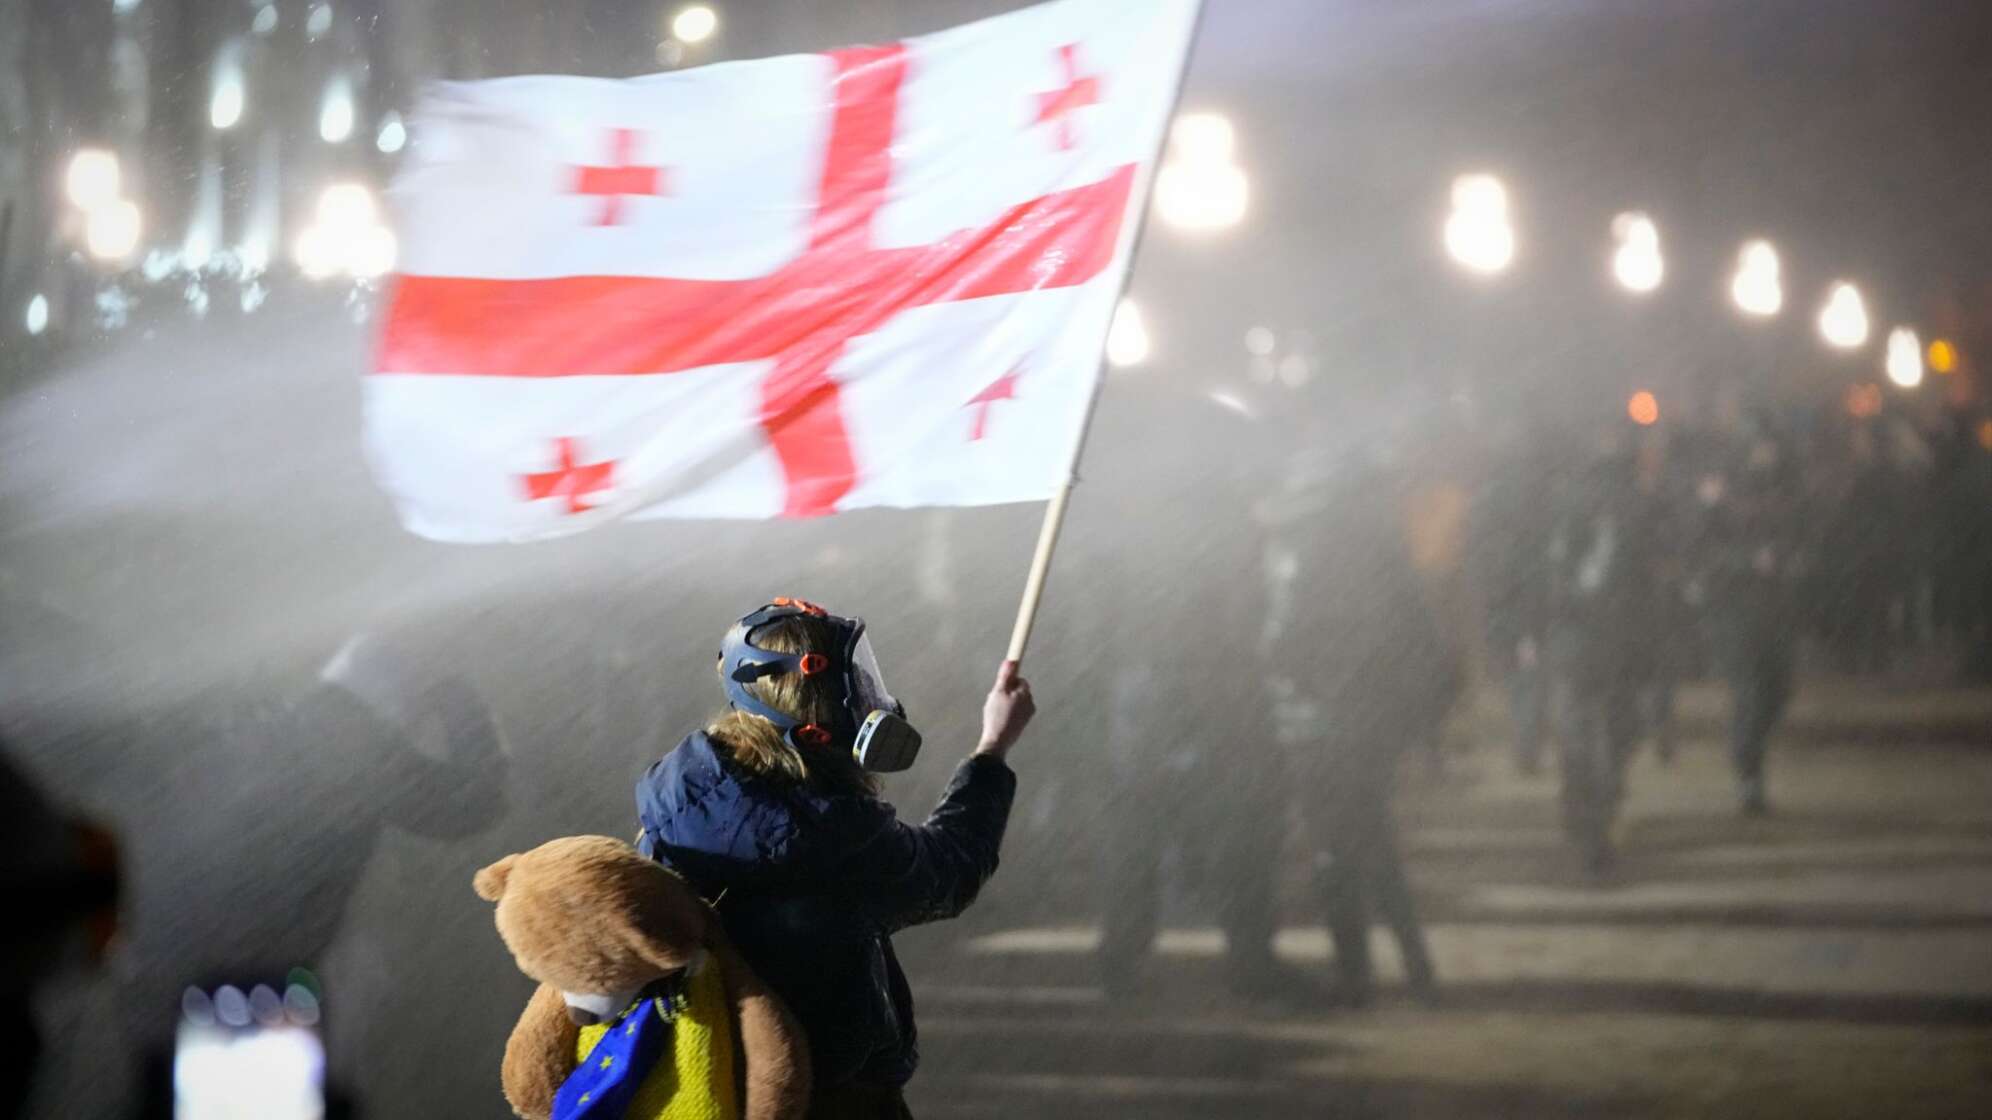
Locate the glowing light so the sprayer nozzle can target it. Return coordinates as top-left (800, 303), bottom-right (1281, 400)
top-left (1154, 161), bottom-right (1249, 232)
top-left (1844, 381), bottom-right (1884, 419)
top-left (319, 81), bottom-right (354, 143)
top-left (24, 294), bottom-right (49, 336)
top-left (252, 4), bottom-right (277, 35)
top-left (306, 3), bottom-right (332, 40)
top-left (237, 237), bottom-right (271, 275)
top-left (671, 5), bottom-right (718, 44)
top-left (1172, 113), bottom-right (1236, 163)
top-left (1928, 338), bottom-right (1958, 374)
top-left (1244, 326), bottom-right (1276, 356)
top-left (85, 199), bottom-right (142, 261)
top-left (1156, 112), bottom-right (1248, 234)
top-left (210, 70), bottom-right (244, 130)
top-left (350, 226), bottom-right (398, 280)
top-left (295, 183), bottom-right (393, 281)
top-left (294, 227), bottom-right (338, 280)
top-left (1978, 420), bottom-right (1992, 452)
top-left (65, 149), bottom-right (121, 212)
top-left (1627, 390), bottom-right (1660, 426)
top-left (1885, 327), bottom-right (1923, 388)
top-left (182, 229), bottom-right (213, 271)
top-left (113, 0), bottom-right (143, 13)
top-left (1444, 173), bottom-right (1515, 275)
top-left (375, 112), bottom-right (406, 154)
top-left (1817, 282), bottom-right (1870, 350)
top-left (1610, 211), bottom-right (1663, 293)
top-left (1730, 239), bottom-right (1782, 317)
top-left (1107, 298), bottom-right (1151, 368)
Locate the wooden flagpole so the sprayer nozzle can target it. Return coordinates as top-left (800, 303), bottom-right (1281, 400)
top-left (1005, 0), bottom-right (1210, 663)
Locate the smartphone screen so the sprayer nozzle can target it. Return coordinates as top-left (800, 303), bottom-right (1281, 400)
top-left (174, 984), bottom-right (325, 1120)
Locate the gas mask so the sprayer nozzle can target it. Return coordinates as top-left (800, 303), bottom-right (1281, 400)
top-left (718, 599), bottom-right (922, 773)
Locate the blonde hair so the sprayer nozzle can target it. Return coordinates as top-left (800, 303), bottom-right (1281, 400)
top-left (707, 611), bottom-right (879, 798)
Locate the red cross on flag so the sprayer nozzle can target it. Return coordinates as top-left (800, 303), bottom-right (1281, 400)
top-left (368, 0), bottom-right (1199, 542)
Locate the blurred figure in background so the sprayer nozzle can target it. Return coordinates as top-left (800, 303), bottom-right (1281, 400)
top-left (1468, 429), bottom-right (1557, 775)
top-left (1262, 439), bottom-right (1451, 1006)
top-left (1543, 434), bottom-right (1659, 873)
top-left (1693, 417), bottom-right (1802, 816)
top-left (1094, 390), bottom-right (1289, 1002)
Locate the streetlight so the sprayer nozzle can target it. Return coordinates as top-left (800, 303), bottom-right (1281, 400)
top-left (319, 79), bottom-right (354, 143)
top-left (85, 199), bottom-right (143, 261)
top-left (1443, 173), bottom-right (1515, 275)
top-left (671, 5), bottom-right (718, 44)
top-left (1817, 281), bottom-right (1869, 350)
top-left (1610, 212), bottom-right (1663, 293)
top-left (1885, 327), bottom-right (1923, 388)
top-left (211, 69), bottom-right (245, 130)
top-left (1107, 298), bottom-right (1151, 367)
top-left (66, 149), bottom-right (121, 212)
top-left (1154, 112), bottom-right (1249, 234)
top-left (1730, 239), bottom-right (1781, 317)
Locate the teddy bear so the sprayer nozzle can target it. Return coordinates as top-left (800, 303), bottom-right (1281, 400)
top-left (473, 835), bottom-right (810, 1120)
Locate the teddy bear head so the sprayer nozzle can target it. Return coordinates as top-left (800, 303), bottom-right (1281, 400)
top-left (474, 835), bottom-right (711, 1026)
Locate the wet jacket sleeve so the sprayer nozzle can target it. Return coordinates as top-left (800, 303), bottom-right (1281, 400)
top-left (838, 754), bottom-right (1017, 934)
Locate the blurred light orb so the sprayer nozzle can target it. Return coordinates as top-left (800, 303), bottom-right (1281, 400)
top-left (1978, 420), bottom-right (1992, 452)
top-left (65, 149), bottom-right (121, 212)
top-left (1927, 338), bottom-right (1958, 374)
top-left (1844, 381), bottom-right (1884, 419)
top-left (294, 226), bottom-right (339, 280)
top-left (24, 294), bottom-right (49, 336)
top-left (1627, 390), bottom-right (1660, 426)
top-left (1610, 211), bottom-right (1663, 293)
top-left (210, 72), bottom-right (245, 130)
top-left (1155, 161), bottom-right (1248, 232)
top-left (306, 3), bottom-right (333, 40)
top-left (1444, 173), bottom-right (1515, 275)
top-left (1171, 112), bottom-right (1236, 163)
top-left (85, 199), bottom-right (142, 261)
top-left (1107, 298), bottom-right (1151, 368)
top-left (671, 5), bottom-right (718, 44)
top-left (1817, 281), bottom-right (1870, 350)
top-left (113, 0), bottom-right (143, 13)
top-left (319, 81), bottom-right (354, 143)
top-left (351, 226), bottom-right (398, 280)
top-left (1244, 325), bottom-right (1276, 356)
top-left (376, 112), bottom-right (406, 154)
top-left (1885, 327), bottom-right (1923, 388)
top-left (1277, 352), bottom-right (1311, 388)
top-left (1731, 239), bottom-right (1782, 317)
top-left (252, 4), bottom-right (277, 35)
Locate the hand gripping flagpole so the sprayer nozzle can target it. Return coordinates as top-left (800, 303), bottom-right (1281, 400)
top-left (1005, 0), bottom-right (1210, 664)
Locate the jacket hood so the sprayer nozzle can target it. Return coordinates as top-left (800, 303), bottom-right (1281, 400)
top-left (636, 731), bottom-right (878, 890)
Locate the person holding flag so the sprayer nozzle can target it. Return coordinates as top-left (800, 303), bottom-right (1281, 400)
top-left (634, 602), bottom-right (1035, 1117)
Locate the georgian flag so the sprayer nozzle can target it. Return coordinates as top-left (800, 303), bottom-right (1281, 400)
top-left (368, 0), bottom-right (1200, 543)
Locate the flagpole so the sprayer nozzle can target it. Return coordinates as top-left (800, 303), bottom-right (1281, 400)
top-left (1004, 0), bottom-right (1210, 664)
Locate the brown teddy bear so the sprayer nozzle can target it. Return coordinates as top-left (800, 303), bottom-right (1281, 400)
top-left (473, 836), bottom-right (809, 1120)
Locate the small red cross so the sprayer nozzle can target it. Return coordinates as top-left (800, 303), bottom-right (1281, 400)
top-left (569, 128), bottom-right (669, 226)
top-left (964, 364), bottom-right (1023, 442)
top-left (1034, 43), bottom-right (1102, 151)
top-left (521, 437), bottom-right (615, 514)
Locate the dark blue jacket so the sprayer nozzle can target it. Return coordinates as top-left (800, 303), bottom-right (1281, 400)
top-left (635, 732), bottom-right (1015, 1088)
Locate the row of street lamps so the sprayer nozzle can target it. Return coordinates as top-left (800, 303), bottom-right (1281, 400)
top-left (1443, 172), bottom-right (1938, 391)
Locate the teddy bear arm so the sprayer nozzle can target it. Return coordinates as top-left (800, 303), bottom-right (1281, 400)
top-left (715, 939), bottom-right (812, 1120)
top-left (500, 982), bottom-right (580, 1120)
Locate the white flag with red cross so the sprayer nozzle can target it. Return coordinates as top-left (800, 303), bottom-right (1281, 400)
top-left (368, 0), bottom-right (1200, 542)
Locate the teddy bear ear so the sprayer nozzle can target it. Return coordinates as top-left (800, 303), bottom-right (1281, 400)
top-left (473, 855), bottom-right (518, 902)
